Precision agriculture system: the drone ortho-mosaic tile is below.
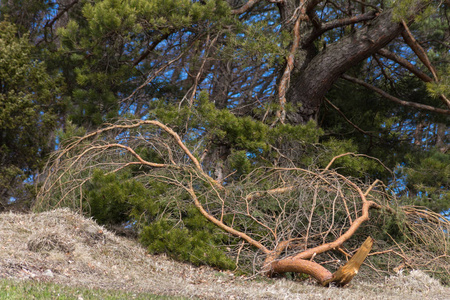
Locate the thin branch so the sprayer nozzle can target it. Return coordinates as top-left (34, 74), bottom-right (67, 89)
top-left (323, 152), bottom-right (391, 174)
top-left (401, 20), bottom-right (439, 81)
top-left (245, 196), bottom-right (277, 240)
top-left (303, 11), bottom-right (378, 47)
top-left (304, 187), bottom-right (318, 250)
top-left (324, 97), bottom-right (372, 135)
top-left (133, 33), bottom-right (171, 67)
top-left (292, 200), bottom-right (377, 261)
top-left (185, 182), bottom-right (271, 254)
top-left (35, 0), bottom-right (80, 46)
top-left (401, 20), bottom-right (450, 109)
top-left (377, 48), bottom-right (433, 83)
top-left (245, 186), bottom-right (296, 201)
top-left (372, 54), bottom-right (396, 91)
top-left (122, 34), bottom-right (204, 104)
top-left (364, 179), bottom-right (380, 197)
top-left (183, 34), bottom-right (219, 107)
top-left (342, 74), bottom-right (450, 115)
top-left (44, 0), bottom-right (79, 29)
top-left (274, 16), bottom-right (301, 125)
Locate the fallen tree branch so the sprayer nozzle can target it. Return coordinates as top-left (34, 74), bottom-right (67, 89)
top-left (36, 120), bottom-right (450, 287)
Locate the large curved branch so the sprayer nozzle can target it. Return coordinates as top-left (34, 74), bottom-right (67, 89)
top-left (287, 0), bottom-right (431, 123)
top-left (267, 236), bottom-right (374, 286)
top-left (61, 120), bottom-right (224, 189)
top-left (322, 236), bottom-right (374, 286)
top-left (269, 257), bottom-right (333, 283)
top-left (288, 9), bottom-right (407, 122)
top-left (292, 200), bottom-right (377, 261)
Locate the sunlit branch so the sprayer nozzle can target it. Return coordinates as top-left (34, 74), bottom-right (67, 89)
top-left (184, 182), bottom-right (271, 254)
top-left (323, 152), bottom-right (391, 175)
top-left (401, 20), bottom-right (439, 81)
top-left (274, 16), bottom-right (302, 125)
top-left (401, 20), bottom-right (450, 108)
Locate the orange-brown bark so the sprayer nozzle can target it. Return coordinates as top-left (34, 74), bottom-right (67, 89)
top-left (268, 258), bottom-right (333, 283)
top-left (323, 236), bottom-right (374, 286)
top-left (266, 236), bottom-right (374, 286)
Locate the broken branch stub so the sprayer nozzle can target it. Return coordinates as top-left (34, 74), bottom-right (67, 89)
top-left (323, 236), bottom-right (374, 286)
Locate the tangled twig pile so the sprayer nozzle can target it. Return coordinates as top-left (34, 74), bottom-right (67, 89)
top-left (35, 120), bottom-right (450, 285)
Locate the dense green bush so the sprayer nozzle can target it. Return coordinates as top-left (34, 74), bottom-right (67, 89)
top-left (140, 208), bottom-right (235, 270)
top-left (84, 170), bottom-right (234, 270)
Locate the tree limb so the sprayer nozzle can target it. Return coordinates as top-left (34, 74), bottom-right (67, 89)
top-left (303, 10), bottom-right (378, 47)
top-left (289, 9), bottom-right (407, 123)
top-left (185, 183), bottom-right (271, 254)
top-left (322, 236), bottom-right (374, 286)
top-left (342, 74), bottom-right (450, 115)
top-left (133, 33), bottom-right (171, 67)
top-left (44, 0), bottom-right (79, 29)
top-left (400, 21), bottom-right (450, 109)
top-left (274, 15), bottom-right (302, 125)
top-left (401, 20), bottom-right (439, 81)
top-left (324, 98), bottom-right (372, 136)
top-left (377, 48), bottom-right (433, 83)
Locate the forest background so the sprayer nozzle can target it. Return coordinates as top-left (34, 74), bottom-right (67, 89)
top-left (0, 0), bottom-right (449, 286)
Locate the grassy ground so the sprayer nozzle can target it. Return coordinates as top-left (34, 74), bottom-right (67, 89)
top-left (0, 279), bottom-right (184, 300)
top-left (1, 209), bottom-right (449, 299)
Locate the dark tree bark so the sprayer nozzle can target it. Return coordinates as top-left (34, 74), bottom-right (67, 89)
top-left (286, 10), bottom-right (405, 123)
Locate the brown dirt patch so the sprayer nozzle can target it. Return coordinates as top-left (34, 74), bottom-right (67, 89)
top-left (0, 209), bottom-right (448, 299)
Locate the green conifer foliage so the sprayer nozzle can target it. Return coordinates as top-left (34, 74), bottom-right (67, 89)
top-left (2, 0), bottom-right (448, 280)
top-left (140, 208), bottom-right (235, 270)
top-left (402, 150), bottom-right (449, 213)
top-left (82, 169), bottom-right (235, 270)
top-left (0, 21), bottom-right (62, 206)
top-left (55, 0), bottom-right (232, 127)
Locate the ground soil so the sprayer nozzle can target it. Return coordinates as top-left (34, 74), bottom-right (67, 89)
top-left (0, 208), bottom-right (448, 299)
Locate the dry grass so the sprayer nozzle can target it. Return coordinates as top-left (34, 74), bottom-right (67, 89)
top-left (0, 209), bottom-right (448, 299)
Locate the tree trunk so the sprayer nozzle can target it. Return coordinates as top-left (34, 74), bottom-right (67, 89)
top-left (286, 10), bottom-right (405, 124)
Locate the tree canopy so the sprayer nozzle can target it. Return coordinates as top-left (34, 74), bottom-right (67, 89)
top-left (0, 0), bottom-right (449, 285)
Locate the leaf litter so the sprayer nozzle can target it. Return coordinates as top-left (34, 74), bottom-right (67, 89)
top-left (0, 208), bottom-right (448, 299)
